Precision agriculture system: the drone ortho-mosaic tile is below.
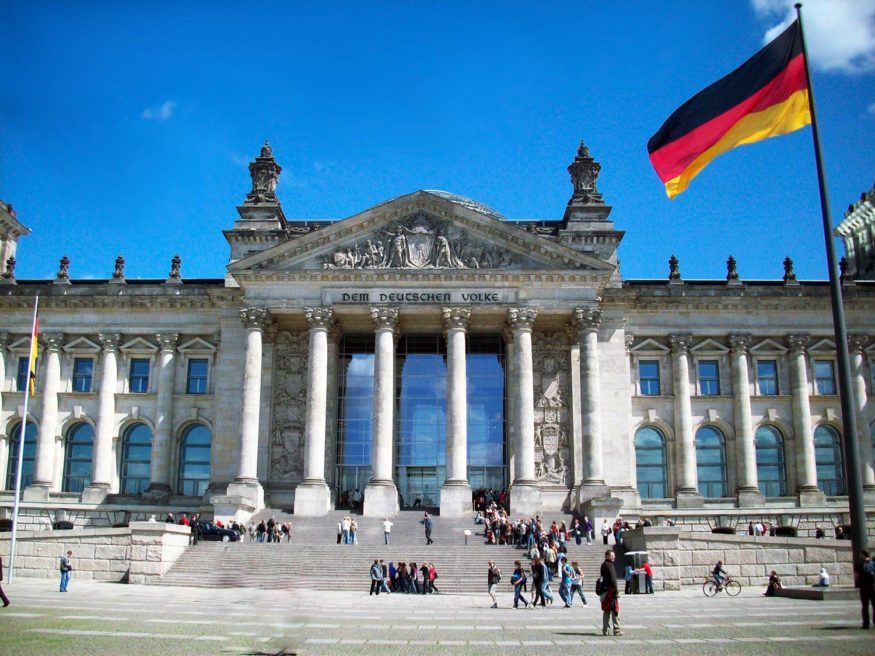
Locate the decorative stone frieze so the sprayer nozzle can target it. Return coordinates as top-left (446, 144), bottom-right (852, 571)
top-left (270, 331), bottom-right (309, 483)
top-left (532, 331), bottom-right (571, 487)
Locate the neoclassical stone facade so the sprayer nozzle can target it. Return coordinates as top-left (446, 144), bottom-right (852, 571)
top-left (1, 142), bottom-right (873, 532)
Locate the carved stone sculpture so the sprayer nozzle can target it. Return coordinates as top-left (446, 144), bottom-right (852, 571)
top-left (169, 254), bottom-right (182, 280)
top-left (726, 255), bottom-right (739, 281)
top-left (2, 256), bottom-right (15, 280)
top-left (113, 255), bottom-right (125, 280)
top-left (270, 331), bottom-right (309, 482)
top-left (566, 140), bottom-right (604, 206)
top-left (531, 331), bottom-right (571, 487)
top-left (244, 140), bottom-right (282, 206)
top-left (57, 255), bottom-right (70, 281)
top-left (668, 254), bottom-right (681, 280)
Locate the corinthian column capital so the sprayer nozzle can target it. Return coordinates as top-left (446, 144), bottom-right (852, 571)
top-left (787, 333), bottom-right (810, 354)
top-left (155, 333), bottom-right (179, 352)
top-left (848, 335), bottom-right (868, 354)
top-left (41, 333), bottom-right (65, 352)
top-left (728, 334), bottom-right (751, 354)
top-left (98, 333), bottom-right (121, 352)
top-left (442, 307), bottom-right (471, 332)
top-left (304, 306), bottom-right (335, 331)
top-left (370, 306), bottom-right (399, 331)
top-left (669, 334), bottom-right (692, 354)
top-left (507, 307), bottom-right (537, 331)
top-left (240, 307), bottom-right (270, 331)
top-left (571, 307), bottom-right (602, 333)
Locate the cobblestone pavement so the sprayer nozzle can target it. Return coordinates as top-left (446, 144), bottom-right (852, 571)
top-left (0, 578), bottom-right (871, 655)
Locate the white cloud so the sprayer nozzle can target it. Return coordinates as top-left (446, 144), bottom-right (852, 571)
top-left (752, 0), bottom-right (875, 74)
top-left (142, 100), bottom-right (177, 121)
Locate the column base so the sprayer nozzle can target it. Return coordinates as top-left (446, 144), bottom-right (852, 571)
top-left (736, 488), bottom-right (765, 508)
top-left (293, 481), bottom-right (332, 516)
top-left (510, 482), bottom-right (542, 517)
top-left (81, 484), bottom-right (111, 504)
top-left (581, 496), bottom-right (623, 529)
top-left (142, 485), bottom-right (171, 505)
top-left (797, 486), bottom-right (826, 507)
top-left (864, 487), bottom-right (875, 505)
top-left (364, 482), bottom-right (399, 517)
top-left (22, 483), bottom-right (51, 502)
top-left (574, 482), bottom-right (611, 508)
top-left (209, 479), bottom-right (265, 523)
top-left (439, 482), bottom-right (472, 518)
top-left (675, 489), bottom-right (704, 508)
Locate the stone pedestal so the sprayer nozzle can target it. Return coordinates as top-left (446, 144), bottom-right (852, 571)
top-left (293, 481), bottom-right (332, 516)
top-left (736, 488), bottom-right (765, 508)
top-left (218, 479), bottom-right (264, 514)
top-left (22, 483), bottom-right (51, 502)
top-left (364, 482), bottom-right (399, 517)
top-left (81, 484), bottom-right (111, 504)
top-left (510, 483), bottom-right (542, 517)
top-left (798, 487), bottom-right (826, 507)
top-left (575, 482), bottom-right (611, 508)
top-left (675, 490), bottom-right (704, 508)
top-left (439, 482), bottom-right (472, 518)
top-left (142, 485), bottom-right (171, 505)
top-left (581, 496), bottom-right (623, 529)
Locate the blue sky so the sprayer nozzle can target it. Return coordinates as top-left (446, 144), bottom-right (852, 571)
top-left (2, 0), bottom-right (874, 281)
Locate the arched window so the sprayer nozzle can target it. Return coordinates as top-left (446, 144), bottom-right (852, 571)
top-left (6, 421), bottom-right (37, 490)
top-left (696, 426), bottom-right (728, 498)
top-left (814, 425), bottom-right (845, 496)
top-left (178, 424), bottom-right (211, 497)
top-left (120, 424), bottom-right (152, 494)
top-left (634, 426), bottom-right (667, 499)
top-left (755, 425), bottom-right (787, 497)
top-left (63, 423), bottom-right (94, 493)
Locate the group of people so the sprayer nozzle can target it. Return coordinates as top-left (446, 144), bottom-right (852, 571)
top-left (336, 516), bottom-right (360, 544)
top-left (369, 559), bottom-right (439, 595)
top-left (250, 517), bottom-right (293, 543)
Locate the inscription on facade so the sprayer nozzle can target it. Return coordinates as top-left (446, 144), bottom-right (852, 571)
top-left (323, 289), bottom-right (517, 305)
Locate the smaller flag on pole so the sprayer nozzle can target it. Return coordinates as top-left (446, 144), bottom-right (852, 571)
top-left (28, 316), bottom-right (39, 396)
top-left (648, 20), bottom-right (811, 198)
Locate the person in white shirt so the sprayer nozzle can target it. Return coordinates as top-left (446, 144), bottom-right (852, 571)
top-left (816, 567), bottom-right (830, 587)
top-left (601, 520), bottom-right (612, 545)
top-left (341, 516), bottom-right (352, 544)
top-left (383, 518), bottom-right (394, 545)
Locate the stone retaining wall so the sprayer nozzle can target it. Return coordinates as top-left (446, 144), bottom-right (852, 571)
top-left (0, 522), bottom-right (191, 584)
top-left (623, 526), bottom-right (854, 591)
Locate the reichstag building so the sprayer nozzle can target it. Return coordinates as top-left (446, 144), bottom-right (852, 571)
top-left (1, 142), bottom-right (873, 533)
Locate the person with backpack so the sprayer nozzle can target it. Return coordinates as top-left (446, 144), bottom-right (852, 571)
top-left (857, 549), bottom-right (874, 629)
top-left (599, 549), bottom-right (621, 636)
top-left (569, 560), bottom-right (588, 606)
top-left (487, 561), bottom-right (501, 608)
top-left (510, 560), bottom-right (529, 608)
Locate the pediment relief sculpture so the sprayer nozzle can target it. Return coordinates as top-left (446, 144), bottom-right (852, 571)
top-left (322, 214), bottom-right (520, 270)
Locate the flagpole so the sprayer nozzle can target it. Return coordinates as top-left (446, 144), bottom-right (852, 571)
top-left (8, 293), bottom-right (39, 583)
top-left (795, 4), bottom-right (868, 563)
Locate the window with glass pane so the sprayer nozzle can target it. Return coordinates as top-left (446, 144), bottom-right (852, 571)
top-left (698, 360), bottom-right (720, 395)
top-left (755, 425), bottom-right (786, 496)
top-left (17, 357), bottom-right (31, 392)
top-left (757, 360), bottom-right (778, 395)
top-left (63, 423), bottom-right (94, 493)
top-left (120, 424), bottom-right (152, 494)
top-left (814, 425), bottom-right (845, 495)
top-left (178, 424), bottom-right (211, 496)
top-left (129, 358), bottom-right (150, 393)
top-left (72, 358), bottom-right (93, 393)
top-left (635, 427), bottom-right (667, 498)
top-left (335, 335), bottom-right (374, 496)
top-left (695, 426), bottom-right (727, 497)
top-left (466, 335), bottom-right (505, 491)
top-left (639, 360), bottom-right (660, 396)
top-left (814, 360), bottom-right (836, 395)
top-left (186, 359), bottom-right (209, 394)
top-left (6, 422), bottom-right (37, 490)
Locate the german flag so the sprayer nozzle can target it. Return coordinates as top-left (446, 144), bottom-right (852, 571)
top-left (648, 20), bottom-right (810, 198)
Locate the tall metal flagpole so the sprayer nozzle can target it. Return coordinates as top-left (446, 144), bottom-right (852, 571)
top-left (795, 4), bottom-right (868, 564)
top-left (8, 293), bottom-right (39, 583)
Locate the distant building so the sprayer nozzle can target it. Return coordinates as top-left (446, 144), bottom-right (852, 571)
top-left (1, 142), bottom-right (873, 534)
top-left (836, 182), bottom-right (875, 281)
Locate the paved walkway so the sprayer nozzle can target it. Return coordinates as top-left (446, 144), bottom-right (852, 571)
top-left (0, 578), bottom-right (870, 655)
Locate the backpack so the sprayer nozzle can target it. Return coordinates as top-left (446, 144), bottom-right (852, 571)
top-left (595, 575), bottom-right (605, 595)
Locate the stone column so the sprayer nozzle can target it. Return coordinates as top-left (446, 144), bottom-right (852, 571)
top-left (573, 307), bottom-right (611, 505)
top-left (670, 334), bottom-right (702, 506)
top-left (565, 324), bottom-right (584, 497)
top-left (143, 333), bottom-right (178, 501)
top-left (729, 334), bottom-right (762, 506)
top-left (508, 307), bottom-right (541, 515)
top-left (787, 334), bottom-right (822, 504)
top-left (0, 334), bottom-right (7, 487)
top-left (364, 307), bottom-right (399, 517)
top-left (440, 307), bottom-right (472, 517)
top-left (294, 307), bottom-right (334, 516)
top-left (849, 336), bottom-right (875, 493)
top-left (83, 333), bottom-right (121, 503)
top-left (225, 308), bottom-right (269, 510)
top-left (25, 333), bottom-right (64, 500)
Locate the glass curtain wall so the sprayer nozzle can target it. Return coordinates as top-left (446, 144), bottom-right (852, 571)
top-left (335, 335), bottom-right (375, 496)
top-left (466, 335), bottom-right (505, 492)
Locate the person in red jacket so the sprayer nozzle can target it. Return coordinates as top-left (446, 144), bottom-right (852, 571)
top-left (639, 561), bottom-right (654, 594)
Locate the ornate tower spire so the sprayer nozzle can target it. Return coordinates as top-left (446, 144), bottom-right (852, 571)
top-left (244, 140), bottom-right (283, 206)
top-left (563, 140), bottom-right (612, 224)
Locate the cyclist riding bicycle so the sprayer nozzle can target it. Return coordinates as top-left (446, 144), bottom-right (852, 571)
top-left (712, 560), bottom-right (728, 589)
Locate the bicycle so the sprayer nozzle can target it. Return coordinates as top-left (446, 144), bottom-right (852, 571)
top-left (703, 575), bottom-right (742, 597)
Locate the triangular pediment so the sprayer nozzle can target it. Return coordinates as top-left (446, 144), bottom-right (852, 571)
top-left (228, 190), bottom-right (613, 277)
top-left (630, 338), bottom-right (670, 354)
top-left (63, 337), bottom-right (101, 353)
top-left (808, 338), bottom-right (836, 352)
top-left (178, 337), bottom-right (217, 353)
top-left (750, 338), bottom-right (788, 354)
top-left (120, 337), bottom-right (157, 352)
top-left (690, 338), bottom-right (728, 354)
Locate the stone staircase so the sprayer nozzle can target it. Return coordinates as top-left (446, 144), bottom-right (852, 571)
top-left (155, 510), bottom-right (609, 594)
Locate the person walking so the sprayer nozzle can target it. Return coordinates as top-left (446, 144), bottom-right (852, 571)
top-left (0, 554), bottom-right (10, 607)
top-left (420, 562), bottom-right (431, 594)
top-left (600, 550), bottom-right (621, 636)
top-left (410, 561), bottom-right (420, 594)
top-left (336, 519), bottom-right (342, 545)
top-left (531, 556), bottom-right (545, 607)
top-left (856, 549), bottom-right (874, 629)
top-left (380, 560), bottom-right (391, 593)
top-left (421, 512), bottom-right (434, 545)
top-left (559, 556), bottom-right (574, 607)
top-left (369, 559), bottom-right (383, 596)
top-left (601, 520), bottom-right (611, 545)
top-left (569, 560), bottom-right (588, 606)
top-left (487, 560), bottom-right (501, 608)
top-left (511, 560), bottom-right (529, 608)
top-left (584, 516), bottom-right (594, 545)
top-left (59, 550), bottom-right (73, 593)
top-left (428, 562), bottom-right (440, 594)
top-left (350, 518), bottom-right (359, 545)
top-left (383, 517), bottom-right (393, 545)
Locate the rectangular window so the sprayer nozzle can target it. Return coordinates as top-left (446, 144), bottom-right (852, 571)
top-left (186, 359), bottom-right (209, 394)
top-left (639, 360), bottom-right (661, 396)
top-left (698, 360), bottom-right (720, 396)
top-left (757, 360), bottom-right (779, 396)
top-left (129, 358), bottom-right (150, 393)
top-left (814, 360), bottom-right (836, 395)
top-left (16, 357), bottom-right (31, 392)
top-left (72, 357), bottom-right (93, 393)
